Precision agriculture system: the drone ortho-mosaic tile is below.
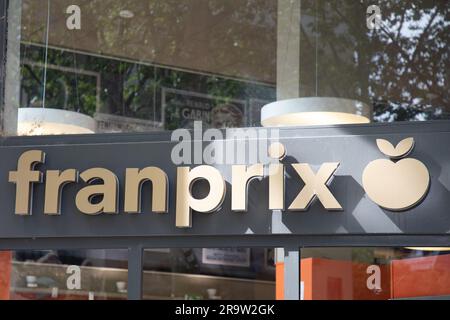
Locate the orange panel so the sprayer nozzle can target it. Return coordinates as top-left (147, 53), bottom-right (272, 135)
top-left (392, 254), bottom-right (450, 299)
top-left (275, 258), bottom-right (390, 300)
top-left (275, 260), bottom-right (314, 300)
top-left (275, 262), bottom-right (284, 300)
top-left (0, 251), bottom-right (12, 300)
top-left (301, 259), bottom-right (313, 300)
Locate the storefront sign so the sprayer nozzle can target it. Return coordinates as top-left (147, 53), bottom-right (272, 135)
top-left (0, 122), bottom-right (449, 238)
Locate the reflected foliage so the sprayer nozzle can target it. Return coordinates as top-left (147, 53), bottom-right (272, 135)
top-left (369, 1), bottom-right (449, 121)
top-left (19, 0), bottom-right (450, 125)
top-left (301, 0), bottom-right (449, 121)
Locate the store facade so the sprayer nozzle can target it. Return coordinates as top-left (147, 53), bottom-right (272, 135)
top-left (0, 0), bottom-right (449, 300)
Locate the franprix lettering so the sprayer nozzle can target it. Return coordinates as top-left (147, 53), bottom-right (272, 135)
top-left (7, 143), bottom-right (342, 228)
top-left (7, 137), bottom-right (430, 228)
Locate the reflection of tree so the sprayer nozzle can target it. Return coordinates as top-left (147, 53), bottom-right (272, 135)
top-left (20, 48), bottom-right (98, 116)
top-left (300, 0), bottom-right (449, 122)
top-left (300, 1), bottom-right (370, 103)
top-left (20, 1), bottom-right (449, 124)
top-left (21, 0), bottom-right (276, 83)
top-left (369, 1), bottom-right (449, 121)
top-left (20, 0), bottom-right (277, 124)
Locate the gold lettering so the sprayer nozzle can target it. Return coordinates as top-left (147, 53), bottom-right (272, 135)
top-left (288, 162), bottom-right (342, 210)
top-left (231, 164), bottom-right (263, 211)
top-left (75, 168), bottom-right (118, 215)
top-left (176, 165), bottom-right (226, 228)
top-left (124, 167), bottom-right (168, 213)
top-left (269, 163), bottom-right (285, 210)
top-left (44, 169), bottom-right (78, 215)
top-left (268, 142), bottom-right (286, 210)
top-left (8, 150), bottom-right (45, 215)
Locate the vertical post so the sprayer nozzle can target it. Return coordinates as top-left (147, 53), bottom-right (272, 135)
top-left (0, 0), bottom-right (7, 104)
top-left (277, 0), bottom-right (301, 100)
top-left (127, 245), bottom-right (143, 300)
top-left (284, 248), bottom-right (300, 300)
top-left (3, 0), bottom-right (21, 135)
top-left (276, 0), bottom-right (301, 300)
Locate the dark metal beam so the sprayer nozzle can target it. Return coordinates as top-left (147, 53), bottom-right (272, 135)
top-left (0, 234), bottom-right (449, 250)
top-left (127, 245), bottom-right (143, 300)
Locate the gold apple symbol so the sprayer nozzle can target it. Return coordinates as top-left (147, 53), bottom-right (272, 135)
top-left (362, 137), bottom-right (430, 211)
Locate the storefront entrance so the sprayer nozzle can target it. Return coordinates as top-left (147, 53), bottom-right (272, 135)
top-left (0, 121), bottom-right (448, 300)
top-left (2, 240), bottom-right (450, 299)
top-left (0, 0), bottom-right (449, 301)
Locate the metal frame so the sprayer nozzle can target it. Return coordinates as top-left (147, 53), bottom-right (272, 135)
top-left (0, 119), bottom-right (450, 299)
top-left (1, 234), bottom-right (450, 299)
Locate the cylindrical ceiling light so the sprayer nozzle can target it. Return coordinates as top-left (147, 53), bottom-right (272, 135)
top-left (16, 1), bottom-right (96, 136)
top-left (261, 97), bottom-right (371, 127)
top-left (269, 1), bottom-right (374, 128)
top-left (18, 108), bottom-right (96, 135)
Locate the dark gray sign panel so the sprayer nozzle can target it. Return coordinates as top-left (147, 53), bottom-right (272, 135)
top-left (0, 121), bottom-right (449, 238)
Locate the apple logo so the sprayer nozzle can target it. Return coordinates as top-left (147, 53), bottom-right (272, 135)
top-left (362, 137), bottom-right (430, 211)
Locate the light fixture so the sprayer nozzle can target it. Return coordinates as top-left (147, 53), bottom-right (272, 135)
top-left (17, 2), bottom-right (96, 137)
top-left (119, 9), bottom-right (134, 19)
top-left (18, 108), bottom-right (96, 135)
top-left (261, 97), bottom-right (371, 127)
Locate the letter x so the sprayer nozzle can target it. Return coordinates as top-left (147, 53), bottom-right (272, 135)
top-left (288, 162), bottom-right (342, 211)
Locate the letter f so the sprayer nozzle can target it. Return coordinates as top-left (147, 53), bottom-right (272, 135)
top-left (9, 150), bottom-right (45, 215)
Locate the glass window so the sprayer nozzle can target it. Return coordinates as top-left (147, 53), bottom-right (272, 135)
top-left (142, 248), bottom-right (275, 300)
top-left (11, 0), bottom-right (277, 136)
top-left (299, 247), bottom-right (450, 300)
top-left (2, 1), bottom-right (447, 137)
top-left (0, 249), bottom-right (128, 300)
top-left (298, 1), bottom-right (449, 122)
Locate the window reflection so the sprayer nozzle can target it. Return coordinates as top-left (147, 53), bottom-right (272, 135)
top-left (13, 0), bottom-right (448, 137)
top-left (142, 248), bottom-right (275, 300)
top-left (299, 0), bottom-right (449, 122)
top-left (300, 247), bottom-right (450, 300)
top-left (0, 249), bottom-right (128, 300)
